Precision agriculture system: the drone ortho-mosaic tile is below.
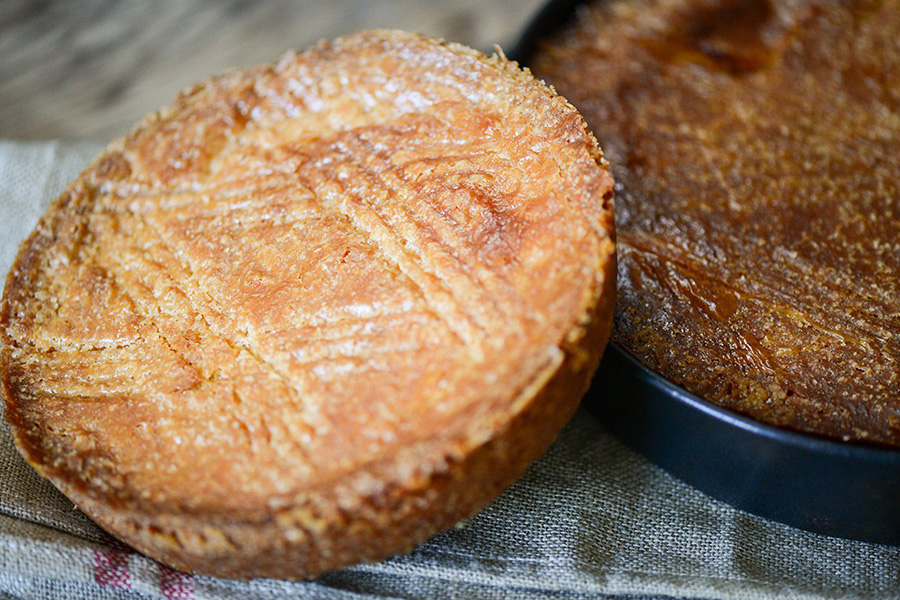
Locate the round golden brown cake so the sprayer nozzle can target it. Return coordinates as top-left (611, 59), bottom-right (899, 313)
top-left (1, 31), bottom-right (616, 579)
top-left (533, 0), bottom-right (900, 444)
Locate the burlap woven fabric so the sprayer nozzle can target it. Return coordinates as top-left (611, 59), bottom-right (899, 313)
top-left (0, 140), bottom-right (898, 600)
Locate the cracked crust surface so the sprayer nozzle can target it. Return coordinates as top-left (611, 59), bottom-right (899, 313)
top-left (1, 30), bottom-right (616, 578)
top-left (534, 0), bottom-right (900, 444)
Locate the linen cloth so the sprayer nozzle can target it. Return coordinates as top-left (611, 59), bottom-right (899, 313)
top-left (0, 140), bottom-right (898, 600)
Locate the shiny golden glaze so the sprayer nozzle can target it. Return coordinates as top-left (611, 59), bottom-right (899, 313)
top-left (1, 31), bottom-right (615, 577)
top-left (534, 0), bottom-right (900, 444)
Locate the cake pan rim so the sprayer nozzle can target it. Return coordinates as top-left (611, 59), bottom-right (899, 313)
top-left (609, 343), bottom-right (900, 462)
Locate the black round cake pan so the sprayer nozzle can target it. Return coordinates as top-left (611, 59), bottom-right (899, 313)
top-left (588, 346), bottom-right (900, 545)
top-left (512, 0), bottom-right (900, 546)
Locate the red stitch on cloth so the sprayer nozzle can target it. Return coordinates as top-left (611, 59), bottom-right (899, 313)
top-left (92, 548), bottom-right (132, 589)
top-left (160, 565), bottom-right (194, 599)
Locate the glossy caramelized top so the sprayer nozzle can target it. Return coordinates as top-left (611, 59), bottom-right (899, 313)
top-left (534, 0), bottom-right (900, 444)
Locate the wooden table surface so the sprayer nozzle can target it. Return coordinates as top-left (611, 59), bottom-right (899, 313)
top-left (0, 0), bottom-right (545, 142)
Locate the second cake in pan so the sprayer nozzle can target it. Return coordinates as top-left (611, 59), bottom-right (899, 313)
top-left (533, 0), bottom-right (900, 445)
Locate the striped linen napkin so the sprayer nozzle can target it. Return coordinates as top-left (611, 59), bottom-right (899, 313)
top-left (1, 140), bottom-right (898, 600)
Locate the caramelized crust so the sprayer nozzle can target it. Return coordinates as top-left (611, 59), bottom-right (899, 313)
top-left (1, 31), bottom-right (616, 578)
top-left (534, 0), bottom-right (900, 444)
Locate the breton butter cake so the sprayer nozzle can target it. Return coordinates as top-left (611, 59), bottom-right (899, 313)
top-left (0, 30), bottom-right (616, 579)
top-left (533, 0), bottom-right (900, 444)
